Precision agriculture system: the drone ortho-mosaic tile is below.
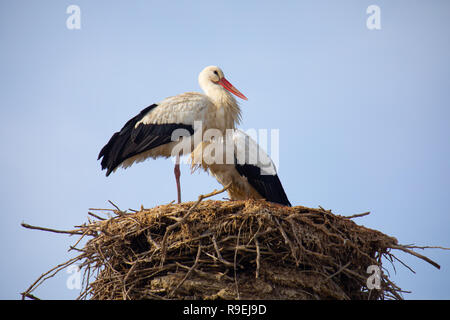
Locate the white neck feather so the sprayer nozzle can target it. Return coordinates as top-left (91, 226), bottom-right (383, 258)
top-left (199, 79), bottom-right (242, 128)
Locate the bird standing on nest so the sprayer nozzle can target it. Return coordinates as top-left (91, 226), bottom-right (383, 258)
top-left (98, 66), bottom-right (247, 203)
top-left (190, 129), bottom-right (291, 206)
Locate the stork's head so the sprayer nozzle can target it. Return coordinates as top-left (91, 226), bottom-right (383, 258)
top-left (199, 66), bottom-right (247, 100)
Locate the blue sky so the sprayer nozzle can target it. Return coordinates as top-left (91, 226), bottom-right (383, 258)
top-left (1, 0), bottom-right (449, 299)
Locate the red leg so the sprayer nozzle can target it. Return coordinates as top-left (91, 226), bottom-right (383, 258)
top-left (174, 154), bottom-right (181, 204)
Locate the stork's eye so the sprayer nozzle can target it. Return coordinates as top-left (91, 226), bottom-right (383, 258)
top-left (214, 70), bottom-right (219, 76)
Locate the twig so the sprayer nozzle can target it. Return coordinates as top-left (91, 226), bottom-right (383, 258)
top-left (169, 245), bottom-right (202, 297)
top-left (382, 276), bottom-right (404, 300)
top-left (254, 235), bottom-right (261, 279)
top-left (68, 228), bottom-right (93, 252)
top-left (68, 246), bottom-right (85, 252)
top-left (391, 245), bottom-right (441, 270)
top-left (390, 254), bottom-right (416, 274)
top-left (123, 262), bottom-right (140, 300)
top-left (321, 261), bottom-right (351, 284)
top-left (21, 222), bottom-right (84, 235)
top-left (211, 234), bottom-right (234, 267)
top-left (21, 254), bottom-right (85, 300)
top-left (343, 212), bottom-right (371, 219)
top-left (318, 205), bottom-right (332, 213)
top-left (159, 183), bottom-right (231, 267)
top-left (108, 200), bottom-right (127, 215)
top-left (88, 212), bottom-right (106, 221)
top-left (21, 293), bottom-right (41, 300)
top-left (146, 232), bottom-right (160, 250)
top-left (234, 219), bottom-right (245, 300)
top-left (274, 217), bottom-right (299, 265)
top-left (402, 245), bottom-right (450, 250)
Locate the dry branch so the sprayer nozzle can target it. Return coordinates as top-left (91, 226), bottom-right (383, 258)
top-left (21, 195), bottom-right (446, 300)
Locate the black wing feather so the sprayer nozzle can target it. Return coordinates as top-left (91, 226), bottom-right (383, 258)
top-left (98, 104), bottom-right (194, 176)
top-left (235, 162), bottom-right (292, 206)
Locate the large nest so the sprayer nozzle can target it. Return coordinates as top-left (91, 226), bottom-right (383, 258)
top-left (21, 189), bottom-right (443, 300)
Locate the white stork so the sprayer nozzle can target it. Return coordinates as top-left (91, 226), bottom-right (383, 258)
top-left (190, 129), bottom-right (291, 206)
top-left (98, 66), bottom-right (247, 203)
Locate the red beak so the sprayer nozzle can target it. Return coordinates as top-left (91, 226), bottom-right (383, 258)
top-left (218, 77), bottom-right (248, 100)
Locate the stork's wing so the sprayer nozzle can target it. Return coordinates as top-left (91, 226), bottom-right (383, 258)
top-left (235, 163), bottom-right (292, 206)
top-left (98, 104), bottom-right (194, 176)
top-left (233, 130), bottom-right (291, 206)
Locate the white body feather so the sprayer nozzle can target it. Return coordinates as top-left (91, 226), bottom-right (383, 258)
top-left (191, 129), bottom-right (277, 200)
